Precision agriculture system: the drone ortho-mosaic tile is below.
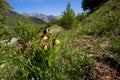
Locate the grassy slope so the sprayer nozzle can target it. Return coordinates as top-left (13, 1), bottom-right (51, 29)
top-left (56, 0), bottom-right (120, 79)
top-left (79, 0), bottom-right (120, 57)
top-left (0, 0), bottom-right (120, 79)
top-left (60, 0), bottom-right (120, 58)
top-left (5, 10), bottom-right (45, 27)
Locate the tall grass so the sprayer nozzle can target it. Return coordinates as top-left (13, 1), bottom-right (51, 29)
top-left (0, 23), bottom-right (93, 79)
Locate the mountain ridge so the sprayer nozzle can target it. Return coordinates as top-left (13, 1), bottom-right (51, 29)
top-left (5, 10), bottom-right (45, 26)
top-left (22, 13), bottom-right (58, 22)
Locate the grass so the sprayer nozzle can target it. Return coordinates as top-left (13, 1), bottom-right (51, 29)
top-left (0, 0), bottom-right (120, 79)
top-left (0, 25), bottom-right (93, 79)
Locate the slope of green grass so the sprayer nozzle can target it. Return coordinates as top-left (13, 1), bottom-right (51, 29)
top-left (0, 0), bottom-right (120, 79)
top-left (57, 0), bottom-right (120, 79)
top-left (5, 10), bottom-right (45, 27)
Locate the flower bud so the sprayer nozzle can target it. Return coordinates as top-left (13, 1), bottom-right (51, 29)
top-left (43, 29), bottom-right (49, 35)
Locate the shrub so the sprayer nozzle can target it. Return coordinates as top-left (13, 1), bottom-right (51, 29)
top-left (13, 19), bottom-right (38, 44)
top-left (76, 12), bottom-right (88, 22)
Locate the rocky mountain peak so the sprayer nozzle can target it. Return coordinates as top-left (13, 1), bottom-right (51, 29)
top-left (22, 13), bottom-right (58, 22)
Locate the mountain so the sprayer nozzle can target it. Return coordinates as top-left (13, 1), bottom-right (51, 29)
top-left (5, 10), bottom-right (45, 26)
top-left (22, 13), bottom-right (58, 22)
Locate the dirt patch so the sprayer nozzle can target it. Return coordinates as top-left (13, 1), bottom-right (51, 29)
top-left (93, 57), bottom-right (120, 80)
top-left (72, 35), bottom-right (99, 50)
top-left (72, 36), bottom-right (110, 50)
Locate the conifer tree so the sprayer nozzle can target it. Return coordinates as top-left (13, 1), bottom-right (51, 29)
top-left (60, 2), bottom-right (78, 29)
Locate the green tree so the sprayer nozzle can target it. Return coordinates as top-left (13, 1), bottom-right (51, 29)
top-left (0, 0), bottom-right (12, 39)
top-left (0, 0), bottom-right (12, 24)
top-left (81, 0), bottom-right (109, 12)
top-left (60, 2), bottom-right (78, 29)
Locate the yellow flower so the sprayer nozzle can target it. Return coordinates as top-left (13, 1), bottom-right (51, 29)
top-left (44, 45), bottom-right (48, 51)
top-left (43, 35), bottom-right (48, 40)
top-left (55, 39), bottom-right (60, 45)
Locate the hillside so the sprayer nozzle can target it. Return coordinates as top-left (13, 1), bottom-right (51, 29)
top-left (46, 0), bottom-right (120, 79)
top-left (63, 0), bottom-right (120, 79)
top-left (0, 0), bottom-right (120, 79)
top-left (5, 10), bottom-right (45, 26)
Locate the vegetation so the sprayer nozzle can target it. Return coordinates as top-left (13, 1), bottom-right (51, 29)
top-left (81, 0), bottom-right (109, 12)
top-left (0, 0), bottom-right (120, 79)
top-left (5, 11), bottom-right (45, 27)
top-left (59, 2), bottom-right (78, 29)
top-left (0, 0), bottom-right (12, 25)
top-left (76, 12), bottom-right (88, 22)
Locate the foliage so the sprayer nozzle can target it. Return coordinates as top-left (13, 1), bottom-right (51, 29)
top-left (0, 0), bottom-right (12, 25)
top-left (0, 0), bottom-right (93, 80)
top-left (0, 26), bottom-right (12, 40)
top-left (13, 18), bottom-right (38, 44)
top-left (59, 2), bottom-right (78, 29)
top-left (0, 25), bottom-right (93, 80)
top-left (109, 36), bottom-right (120, 54)
top-left (57, 47), bottom-right (93, 80)
top-left (2, 0), bottom-right (120, 79)
top-left (76, 12), bottom-right (88, 22)
top-left (0, 0), bottom-right (13, 40)
top-left (81, 0), bottom-right (109, 12)
top-left (0, 43), bottom-right (25, 79)
top-left (46, 19), bottom-right (61, 27)
top-left (76, 15), bottom-right (120, 37)
top-left (0, 0), bottom-right (12, 12)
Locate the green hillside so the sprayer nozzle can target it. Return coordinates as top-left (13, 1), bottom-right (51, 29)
top-left (0, 0), bottom-right (120, 79)
top-left (58, 0), bottom-right (120, 79)
top-left (5, 10), bottom-right (45, 26)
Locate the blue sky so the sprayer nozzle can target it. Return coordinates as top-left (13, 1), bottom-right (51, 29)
top-left (6, 0), bottom-right (83, 16)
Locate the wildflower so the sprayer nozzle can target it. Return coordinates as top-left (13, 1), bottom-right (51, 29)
top-left (43, 44), bottom-right (48, 51)
top-left (16, 41), bottom-right (23, 53)
top-left (43, 35), bottom-right (48, 40)
top-left (25, 41), bottom-right (31, 54)
top-left (55, 39), bottom-right (60, 45)
top-left (26, 41), bottom-right (31, 49)
top-left (43, 28), bottom-right (49, 35)
top-left (53, 39), bottom-right (60, 45)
